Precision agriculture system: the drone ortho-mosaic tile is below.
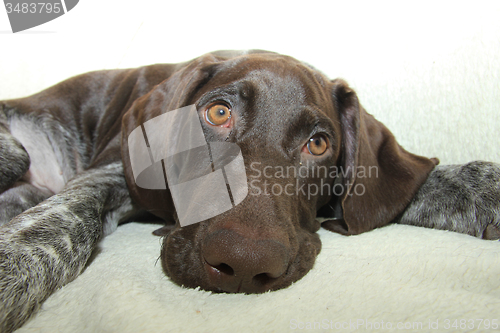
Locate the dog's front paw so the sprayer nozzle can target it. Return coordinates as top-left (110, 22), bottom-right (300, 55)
top-left (0, 211), bottom-right (84, 331)
top-left (0, 242), bottom-right (43, 332)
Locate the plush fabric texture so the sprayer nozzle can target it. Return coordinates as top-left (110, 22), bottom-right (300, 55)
top-left (17, 223), bottom-right (500, 332)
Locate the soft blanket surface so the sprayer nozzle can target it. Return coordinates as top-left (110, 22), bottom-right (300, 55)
top-left (17, 223), bottom-right (500, 332)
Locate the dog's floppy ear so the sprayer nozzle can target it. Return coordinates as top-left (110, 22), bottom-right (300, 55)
top-left (320, 79), bottom-right (438, 235)
top-left (121, 54), bottom-right (221, 222)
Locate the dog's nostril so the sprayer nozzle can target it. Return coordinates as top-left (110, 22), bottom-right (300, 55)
top-left (252, 273), bottom-right (277, 287)
top-left (212, 263), bottom-right (234, 276)
top-left (202, 229), bottom-right (290, 292)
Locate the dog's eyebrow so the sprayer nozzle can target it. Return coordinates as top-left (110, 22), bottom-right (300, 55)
top-left (283, 106), bottom-right (337, 153)
top-left (196, 87), bottom-right (238, 106)
top-left (195, 80), bottom-right (254, 108)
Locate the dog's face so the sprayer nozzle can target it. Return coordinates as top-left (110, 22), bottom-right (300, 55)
top-left (160, 55), bottom-right (340, 293)
top-left (121, 52), bottom-right (436, 294)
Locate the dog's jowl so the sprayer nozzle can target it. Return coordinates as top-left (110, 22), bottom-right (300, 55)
top-left (1, 50), bottom-right (498, 332)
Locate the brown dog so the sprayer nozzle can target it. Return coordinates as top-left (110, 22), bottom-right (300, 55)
top-left (120, 50), bottom-right (436, 294)
top-left (4, 50), bottom-right (498, 332)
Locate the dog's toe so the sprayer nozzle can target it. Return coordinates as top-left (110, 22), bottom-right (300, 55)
top-left (482, 224), bottom-right (500, 240)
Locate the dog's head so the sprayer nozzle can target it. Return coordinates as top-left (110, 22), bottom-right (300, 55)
top-left (121, 51), bottom-right (436, 293)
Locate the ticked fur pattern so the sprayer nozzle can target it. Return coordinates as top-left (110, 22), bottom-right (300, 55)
top-left (397, 161), bottom-right (500, 240)
top-left (0, 162), bottom-right (131, 332)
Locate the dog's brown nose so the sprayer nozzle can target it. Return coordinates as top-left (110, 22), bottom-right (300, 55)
top-left (202, 229), bottom-right (290, 293)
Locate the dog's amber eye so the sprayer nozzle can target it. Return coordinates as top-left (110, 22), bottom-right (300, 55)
top-left (306, 134), bottom-right (329, 156)
top-left (206, 103), bottom-right (231, 126)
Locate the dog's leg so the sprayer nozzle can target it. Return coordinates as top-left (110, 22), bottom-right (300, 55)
top-left (0, 123), bottom-right (30, 193)
top-left (0, 115), bottom-right (44, 225)
top-left (0, 162), bottom-right (132, 332)
top-left (0, 182), bottom-right (51, 225)
top-left (396, 161), bottom-right (500, 240)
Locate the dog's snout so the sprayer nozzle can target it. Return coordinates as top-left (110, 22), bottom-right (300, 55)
top-left (202, 229), bottom-right (290, 293)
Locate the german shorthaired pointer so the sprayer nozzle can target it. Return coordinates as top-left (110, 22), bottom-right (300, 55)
top-left (1, 50), bottom-right (499, 331)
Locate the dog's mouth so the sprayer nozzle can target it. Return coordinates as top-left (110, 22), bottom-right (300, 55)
top-left (160, 223), bottom-right (322, 294)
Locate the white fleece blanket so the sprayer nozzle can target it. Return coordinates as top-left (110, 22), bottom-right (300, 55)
top-left (17, 222), bottom-right (500, 332)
